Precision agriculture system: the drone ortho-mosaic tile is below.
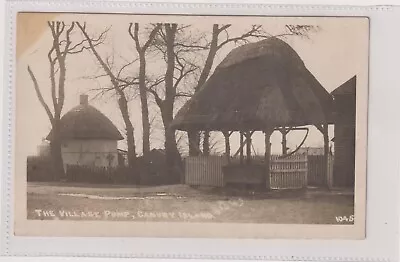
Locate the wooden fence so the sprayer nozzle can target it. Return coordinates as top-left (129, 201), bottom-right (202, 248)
top-left (184, 154), bottom-right (309, 189)
top-left (306, 155), bottom-right (335, 188)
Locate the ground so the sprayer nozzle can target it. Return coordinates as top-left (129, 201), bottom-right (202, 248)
top-left (27, 182), bottom-right (355, 224)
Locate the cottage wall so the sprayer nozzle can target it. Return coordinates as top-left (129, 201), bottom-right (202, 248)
top-left (37, 142), bottom-right (50, 157)
top-left (61, 139), bottom-right (118, 170)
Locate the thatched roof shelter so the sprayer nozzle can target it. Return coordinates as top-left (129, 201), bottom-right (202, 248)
top-left (171, 37), bottom-right (333, 132)
top-left (172, 38), bottom-right (334, 189)
top-left (46, 95), bottom-right (123, 141)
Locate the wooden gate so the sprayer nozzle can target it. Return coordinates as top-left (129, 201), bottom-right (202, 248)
top-left (270, 154), bottom-right (308, 189)
top-left (184, 156), bottom-right (225, 187)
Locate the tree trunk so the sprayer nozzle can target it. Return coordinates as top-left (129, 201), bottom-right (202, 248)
top-left (161, 109), bottom-right (181, 181)
top-left (118, 96), bottom-right (137, 169)
top-left (189, 25), bottom-right (219, 156)
top-left (77, 22), bottom-right (138, 170)
top-left (138, 52), bottom-right (151, 156)
top-left (162, 24), bottom-right (182, 181)
top-left (50, 120), bottom-right (65, 181)
top-left (126, 123), bottom-right (137, 169)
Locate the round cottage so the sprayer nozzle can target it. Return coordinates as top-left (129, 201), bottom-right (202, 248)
top-left (47, 95), bottom-right (123, 169)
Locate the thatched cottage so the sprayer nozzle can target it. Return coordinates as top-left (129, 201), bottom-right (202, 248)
top-left (46, 95), bottom-right (123, 170)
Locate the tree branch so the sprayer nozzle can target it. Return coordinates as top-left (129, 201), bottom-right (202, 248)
top-left (217, 24), bottom-right (231, 33)
top-left (47, 46), bottom-right (58, 111)
top-left (117, 58), bottom-right (138, 79)
top-left (175, 92), bottom-right (193, 98)
top-left (27, 66), bottom-right (54, 124)
top-left (76, 22), bottom-right (121, 94)
top-left (217, 25), bottom-right (268, 49)
top-left (143, 23), bottom-right (162, 51)
top-left (48, 21), bottom-right (64, 64)
top-left (67, 26), bottom-right (110, 54)
top-left (147, 87), bottom-right (163, 107)
top-left (129, 23), bottom-right (162, 54)
top-left (194, 24), bottom-right (220, 91)
top-left (174, 42), bottom-right (209, 50)
top-left (129, 23), bottom-right (142, 53)
top-left (173, 54), bottom-right (198, 90)
top-left (63, 22), bottom-right (75, 58)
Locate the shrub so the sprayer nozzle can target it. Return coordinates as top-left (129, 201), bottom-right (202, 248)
top-left (27, 156), bottom-right (54, 182)
top-left (65, 165), bottom-right (138, 184)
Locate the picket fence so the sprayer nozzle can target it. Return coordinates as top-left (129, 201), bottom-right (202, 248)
top-left (184, 154), bottom-right (316, 189)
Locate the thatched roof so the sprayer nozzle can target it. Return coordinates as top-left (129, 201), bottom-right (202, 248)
top-left (331, 75), bottom-right (356, 96)
top-left (171, 37), bottom-right (333, 131)
top-left (46, 95), bottom-right (123, 141)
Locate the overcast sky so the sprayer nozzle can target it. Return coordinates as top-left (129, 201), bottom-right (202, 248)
top-left (16, 13), bottom-right (369, 156)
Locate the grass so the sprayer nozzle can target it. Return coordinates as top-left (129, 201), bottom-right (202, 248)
top-left (27, 182), bottom-right (355, 224)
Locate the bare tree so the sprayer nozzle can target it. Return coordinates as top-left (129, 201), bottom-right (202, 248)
top-left (128, 23), bottom-right (162, 156)
top-left (183, 24), bottom-right (271, 156)
top-left (138, 23), bottom-right (271, 178)
top-left (27, 21), bottom-right (106, 180)
top-left (76, 22), bottom-right (138, 169)
top-left (145, 23), bottom-right (203, 179)
top-left (154, 23), bottom-right (182, 179)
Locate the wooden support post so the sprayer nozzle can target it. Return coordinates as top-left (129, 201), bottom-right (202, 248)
top-left (203, 130), bottom-right (210, 156)
top-left (315, 123), bottom-right (330, 188)
top-left (264, 129), bottom-right (273, 190)
top-left (223, 131), bottom-right (231, 163)
top-left (240, 132), bottom-right (244, 164)
top-left (281, 128), bottom-right (288, 155)
top-left (264, 132), bottom-right (269, 162)
top-left (323, 123), bottom-right (329, 187)
top-left (246, 132), bottom-right (252, 165)
top-left (188, 130), bottom-right (201, 156)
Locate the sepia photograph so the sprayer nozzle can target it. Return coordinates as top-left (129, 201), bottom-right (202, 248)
top-left (13, 13), bottom-right (369, 238)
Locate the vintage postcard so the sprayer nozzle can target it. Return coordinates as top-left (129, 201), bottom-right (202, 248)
top-left (13, 12), bottom-right (369, 238)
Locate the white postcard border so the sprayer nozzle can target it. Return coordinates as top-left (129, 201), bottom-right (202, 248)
top-left (2, 1), bottom-right (400, 261)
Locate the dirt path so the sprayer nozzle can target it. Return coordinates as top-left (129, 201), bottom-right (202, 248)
top-left (27, 182), bottom-right (355, 224)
